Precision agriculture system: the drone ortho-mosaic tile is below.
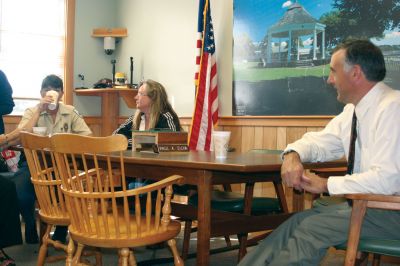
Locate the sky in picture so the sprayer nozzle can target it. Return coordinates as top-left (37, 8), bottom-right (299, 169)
top-left (233, 0), bottom-right (400, 45)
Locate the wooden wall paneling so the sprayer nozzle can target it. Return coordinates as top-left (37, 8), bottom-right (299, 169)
top-left (276, 127), bottom-right (287, 150)
top-left (260, 126), bottom-right (279, 198)
top-left (4, 123), bottom-right (18, 133)
top-left (252, 126), bottom-right (276, 197)
top-left (80, 116), bottom-right (102, 136)
top-left (241, 126), bottom-right (255, 152)
top-left (259, 127), bottom-right (280, 199)
top-left (240, 127), bottom-right (257, 194)
top-left (253, 126), bottom-right (264, 196)
top-left (254, 126), bottom-right (264, 149)
top-left (286, 127), bottom-right (307, 144)
top-left (223, 126), bottom-right (242, 153)
top-left (88, 124), bottom-right (101, 136)
top-left (262, 127), bottom-right (278, 150)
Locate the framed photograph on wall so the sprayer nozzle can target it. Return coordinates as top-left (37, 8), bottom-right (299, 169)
top-left (233, 0), bottom-right (400, 116)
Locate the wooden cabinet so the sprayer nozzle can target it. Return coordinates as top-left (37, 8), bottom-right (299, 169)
top-left (74, 88), bottom-right (137, 136)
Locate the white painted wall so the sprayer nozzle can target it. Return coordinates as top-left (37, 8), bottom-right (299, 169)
top-left (73, 0), bottom-right (233, 117)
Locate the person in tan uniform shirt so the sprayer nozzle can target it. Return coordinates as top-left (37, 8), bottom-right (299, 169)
top-left (14, 75), bottom-right (91, 244)
top-left (18, 75), bottom-right (91, 136)
top-left (18, 102), bottom-right (91, 135)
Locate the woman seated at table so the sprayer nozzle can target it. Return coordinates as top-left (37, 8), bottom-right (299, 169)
top-left (113, 79), bottom-right (181, 148)
top-left (113, 79), bottom-right (182, 190)
top-left (0, 176), bottom-right (23, 266)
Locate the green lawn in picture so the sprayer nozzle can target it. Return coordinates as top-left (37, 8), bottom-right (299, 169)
top-left (233, 62), bottom-right (331, 81)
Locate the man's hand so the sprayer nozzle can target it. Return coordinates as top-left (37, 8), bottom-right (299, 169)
top-left (281, 151), bottom-right (304, 191)
top-left (38, 95), bottom-right (53, 112)
top-left (300, 174), bottom-right (328, 194)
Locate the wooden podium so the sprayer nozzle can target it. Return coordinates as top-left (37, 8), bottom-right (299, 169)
top-left (74, 88), bottom-right (137, 136)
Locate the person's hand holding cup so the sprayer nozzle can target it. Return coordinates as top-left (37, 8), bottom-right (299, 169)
top-left (45, 90), bottom-right (59, 111)
top-left (212, 131), bottom-right (231, 159)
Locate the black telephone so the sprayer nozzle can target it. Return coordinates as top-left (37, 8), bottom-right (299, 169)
top-left (93, 78), bottom-right (113, 88)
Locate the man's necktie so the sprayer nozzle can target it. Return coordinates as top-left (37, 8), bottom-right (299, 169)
top-left (346, 111), bottom-right (357, 206)
top-left (347, 111), bottom-right (357, 175)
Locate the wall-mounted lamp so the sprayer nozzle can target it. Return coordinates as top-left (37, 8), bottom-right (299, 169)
top-left (104, 37), bottom-right (115, 55)
top-left (92, 28), bottom-right (128, 55)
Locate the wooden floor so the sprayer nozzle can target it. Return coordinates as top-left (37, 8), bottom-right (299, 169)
top-left (5, 195), bottom-right (400, 265)
top-left (4, 225), bottom-right (400, 266)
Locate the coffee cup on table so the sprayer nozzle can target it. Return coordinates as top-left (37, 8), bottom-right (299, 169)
top-left (32, 127), bottom-right (47, 136)
top-left (212, 131), bottom-right (231, 159)
top-left (46, 90), bottom-right (59, 110)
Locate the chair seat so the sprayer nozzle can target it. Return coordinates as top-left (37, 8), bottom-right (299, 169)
top-left (188, 190), bottom-right (282, 214)
top-left (38, 210), bottom-right (70, 226)
top-left (69, 214), bottom-right (181, 248)
top-left (336, 239), bottom-right (400, 257)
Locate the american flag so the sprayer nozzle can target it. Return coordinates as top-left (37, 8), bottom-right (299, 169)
top-left (189, 0), bottom-right (219, 151)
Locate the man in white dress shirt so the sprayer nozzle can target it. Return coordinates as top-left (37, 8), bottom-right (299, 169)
top-left (239, 39), bottom-right (400, 265)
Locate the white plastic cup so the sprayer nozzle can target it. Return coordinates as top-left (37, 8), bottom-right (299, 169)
top-left (46, 90), bottom-right (59, 110)
top-left (212, 131), bottom-right (231, 159)
top-left (32, 127), bottom-right (47, 136)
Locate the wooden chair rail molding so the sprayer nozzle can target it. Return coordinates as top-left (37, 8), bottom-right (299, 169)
top-left (179, 116), bottom-right (334, 127)
top-left (4, 115), bottom-right (332, 212)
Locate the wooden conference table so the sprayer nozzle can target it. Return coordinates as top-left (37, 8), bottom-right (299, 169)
top-left (98, 150), bottom-right (345, 266)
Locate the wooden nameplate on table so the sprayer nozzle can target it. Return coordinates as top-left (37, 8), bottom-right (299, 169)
top-left (154, 143), bottom-right (189, 153)
top-left (132, 130), bottom-right (188, 153)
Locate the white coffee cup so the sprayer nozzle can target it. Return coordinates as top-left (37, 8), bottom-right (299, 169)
top-left (32, 127), bottom-right (47, 136)
top-left (212, 131), bottom-right (231, 159)
top-left (46, 90), bottom-right (59, 110)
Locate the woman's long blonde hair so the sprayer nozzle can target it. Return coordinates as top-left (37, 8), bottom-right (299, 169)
top-left (132, 79), bottom-right (180, 130)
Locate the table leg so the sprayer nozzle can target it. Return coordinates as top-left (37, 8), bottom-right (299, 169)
top-left (273, 182), bottom-right (289, 213)
top-left (238, 182), bottom-right (255, 261)
top-left (196, 170), bottom-right (212, 266)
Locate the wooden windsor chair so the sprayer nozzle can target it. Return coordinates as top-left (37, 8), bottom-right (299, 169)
top-left (344, 194), bottom-right (400, 266)
top-left (20, 131), bottom-right (101, 266)
top-left (50, 133), bottom-right (184, 266)
top-left (311, 167), bottom-right (400, 265)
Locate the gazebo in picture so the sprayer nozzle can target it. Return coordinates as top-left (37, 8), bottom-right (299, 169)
top-left (265, 2), bottom-right (326, 67)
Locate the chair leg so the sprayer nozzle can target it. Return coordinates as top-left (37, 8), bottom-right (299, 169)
top-left (372, 254), bottom-right (381, 266)
top-left (94, 247), bottom-right (103, 266)
top-left (119, 248), bottom-right (130, 266)
top-left (167, 239), bottom-right (184, 266)
top-left (39, 219), bottom-right (47, 248)
top-left (355, 251), bottom-right (368, 266)
top-left (224, 235), bottom-right (232, 247)
top-left (71, 242), bottom-right (84, 266)
top-left (128, 249), bottom-right (136, 266)
top-left (237, 233), bottom-right (248, 262)
top-left (181, 220), bottom-right (192, 260)
top-left (66, 240), bottom-right (76, 266)
top-left (37, 225), bottom-right (52, 266)
top-left (182, 218), bottom-right (232, 260)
